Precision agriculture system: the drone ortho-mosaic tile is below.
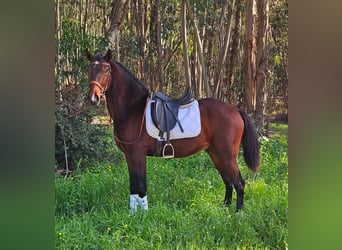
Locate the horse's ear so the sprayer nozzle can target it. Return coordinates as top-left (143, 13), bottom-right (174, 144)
top-left (85, 48), bottom-right (93, 61)
top-left (104, 48), bottom-right (113, 62)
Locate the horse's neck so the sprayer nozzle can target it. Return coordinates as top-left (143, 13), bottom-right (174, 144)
top-left (106, 64), bottom-right (147, 122)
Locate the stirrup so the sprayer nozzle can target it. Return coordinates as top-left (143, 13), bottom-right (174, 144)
top-left (162, 143), bottom-right (174, 158)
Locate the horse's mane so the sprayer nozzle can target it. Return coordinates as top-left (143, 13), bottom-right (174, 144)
top-left (115, 61), bottom-right (149, 94)
top-left (92, 52), bottom-right (149, 94)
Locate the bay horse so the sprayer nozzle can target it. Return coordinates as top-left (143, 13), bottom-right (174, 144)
top-left (85, 49), bottom-right (260, 213)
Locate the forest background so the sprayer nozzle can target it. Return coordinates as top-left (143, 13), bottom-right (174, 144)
top-left (55, 0), bottom-right (288, 169)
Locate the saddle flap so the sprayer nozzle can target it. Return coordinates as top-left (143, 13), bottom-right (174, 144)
top-left (151, 88), bottom-right (194, 133)
top-left (146, 98), bottom-right (201, 141)
top-left (151, 100), bottom-right (179, 133)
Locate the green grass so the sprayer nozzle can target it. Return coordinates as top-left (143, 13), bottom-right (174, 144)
top-left (55, 123), bottom-right (288, 249)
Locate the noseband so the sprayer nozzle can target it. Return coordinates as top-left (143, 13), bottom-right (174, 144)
top-left (88, 61), bottom-right (112, 95)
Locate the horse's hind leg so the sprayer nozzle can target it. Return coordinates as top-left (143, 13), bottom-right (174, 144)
top-left (207, 148), bottom-right (245, 211)
top-left (224, 182), bottom-right (233, 206)
top-left (235, 170), bottom-right (245, 211)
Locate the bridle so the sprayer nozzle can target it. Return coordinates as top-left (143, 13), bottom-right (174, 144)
top-left (87, 58), bottom-right (148, 145)
top-left (88, 61), bottom-right (112, 96)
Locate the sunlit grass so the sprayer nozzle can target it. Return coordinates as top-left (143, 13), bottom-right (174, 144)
top-left (55, 123), bottom-right (288, 249)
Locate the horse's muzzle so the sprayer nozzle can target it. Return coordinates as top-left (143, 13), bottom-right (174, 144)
top-left (89, 93), bottom-right (100, 106)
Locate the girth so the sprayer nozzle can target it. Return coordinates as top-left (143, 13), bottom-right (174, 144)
top-left (150, 87), bottom-right (194, 158)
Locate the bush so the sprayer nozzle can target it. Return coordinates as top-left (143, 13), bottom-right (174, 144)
top-left (55, 84), bottom-right (117, 171)
top-left (55, 18), bottom-right (113, 171)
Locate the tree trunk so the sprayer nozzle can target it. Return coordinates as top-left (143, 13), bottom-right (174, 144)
top-left (226, 0), bottom-right (241, 89)
top-left (244, 0), bottom-right (257, 113)
top-left (255, 0), bottom-right (269, 133)
top-left (106, 0), bottom-right (128, 60)
top-left (213, 0), bottom-right (236, 98)
top-left (181, 0), bottom-right (191, 88)
top-left (155, 0), bottom-right (163, 92)
top-left (55, 0), bottom-right (62, 101)
top-left (137, 0), bottom-right (147, 83)
top-left (184, 0), bottom-right (210, 97)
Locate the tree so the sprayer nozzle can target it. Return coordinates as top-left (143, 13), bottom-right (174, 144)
top-left (213, 0), bottom-right (236, 99)
top-left (180, 0), bottom-right (191, 89)
top-left (269, 0), bottom-right (288, 117)
top-left (243, 0), bottom-right (270, 132)
top-left (244, 0), bottom-right (257, 114)
top-left (106, 0), bottom-right (129, 60)
top-left (184, 0), bottom-right (210, 97)
top-left (154, 0), bottom-right (164, 92)
top-left (255, 0), bottom-right (270, 132)
top-left (55, 0), bottom-right (288, 169)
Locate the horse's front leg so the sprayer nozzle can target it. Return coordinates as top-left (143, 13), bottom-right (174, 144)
top-left (125, 153), bottom-right (148, 215)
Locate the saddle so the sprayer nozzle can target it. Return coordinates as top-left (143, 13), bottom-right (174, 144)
top-left (150, 87), bottom-right (194, 158)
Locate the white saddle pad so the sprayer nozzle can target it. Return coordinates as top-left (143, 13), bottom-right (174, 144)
top-left (145, 98), bottom-right (201, 140)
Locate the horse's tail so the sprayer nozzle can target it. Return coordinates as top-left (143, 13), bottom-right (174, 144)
top-left (238, 110), bottom-right (260, 173)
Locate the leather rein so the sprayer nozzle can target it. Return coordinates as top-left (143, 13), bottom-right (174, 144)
top-left (113, 98), bottom-right (149, 145)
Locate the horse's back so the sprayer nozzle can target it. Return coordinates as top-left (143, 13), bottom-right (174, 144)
top-left (198, 98), bottom-right (243, 126)
top-left (145, 98), bottom-right (244, 158)
top-left (198, 98), bottom-right (244, 146)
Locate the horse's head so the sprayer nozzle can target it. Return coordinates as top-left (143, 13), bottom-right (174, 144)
top-left (85, 48), bottom-right (113, 106)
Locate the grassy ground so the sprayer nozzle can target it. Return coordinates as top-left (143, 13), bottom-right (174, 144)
top-left (55, 123), bottom-right (288, 249)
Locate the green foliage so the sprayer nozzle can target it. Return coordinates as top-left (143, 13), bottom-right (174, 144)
top-left (55, 0), bottom-right (288, 169)
top-left (268, 0), bottom-right (288, 102)
top-left (55, 4), bottom-right (112, 169)
top-left (55, 110), bottom-right (119, 169)
top-left (55, 123), bottom-right (288, 249)
top-left (54, 62), bottom-right (117, 169)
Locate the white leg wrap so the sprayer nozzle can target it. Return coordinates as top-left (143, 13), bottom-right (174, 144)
top-left (129, 194), bottom-right (148, 215)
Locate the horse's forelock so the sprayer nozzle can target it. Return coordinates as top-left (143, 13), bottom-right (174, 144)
top-left (93, 53), bottom-right (105, 62)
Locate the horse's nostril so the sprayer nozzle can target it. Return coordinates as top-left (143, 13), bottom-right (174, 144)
top-left (90, 94), bottom-right (100, 106)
